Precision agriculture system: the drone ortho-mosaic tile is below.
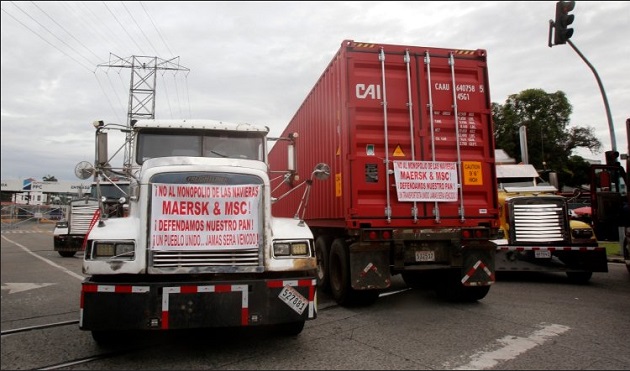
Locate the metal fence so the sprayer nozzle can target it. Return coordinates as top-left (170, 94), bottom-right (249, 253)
top-left (0, 203), bottom-right (67, 229)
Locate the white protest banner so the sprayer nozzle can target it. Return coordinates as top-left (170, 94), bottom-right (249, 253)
top-left (150, 183), bottom-right (262, 251)
top-left (392, 161), bottom-right (458, 202)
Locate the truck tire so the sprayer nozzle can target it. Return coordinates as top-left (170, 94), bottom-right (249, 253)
top-left (275, 320), bottom-right (305, 336)
top-left (566, 271), bottom-right (592, 284)
top-left (329, 238), bottom-right (379, 307)
top-left (329, 238), bottom-right (351, 305)
top-left (58, 251), bottom-right (76, 258)
top-left (91, 330), bottom-right (116, 346)
top-left (315, 236), bottom-right (332, 292)
top-left (623, 237), bottom-right (630, 274)
top-left (401, 271), bottom-right (436, 290)
top-left (435, 271), bottom-right (490, 302)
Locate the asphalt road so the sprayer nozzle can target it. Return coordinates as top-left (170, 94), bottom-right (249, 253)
top-left (2, 221), bottom-right (629, 370)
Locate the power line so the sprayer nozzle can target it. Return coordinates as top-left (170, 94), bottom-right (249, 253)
top-left (30, 1), bottom-right (102, 63)
top-left (1, 5), bottom-right (94, 72)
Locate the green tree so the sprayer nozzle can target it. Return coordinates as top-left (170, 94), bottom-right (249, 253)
top-left (492, 89), bottom-right (602, 189)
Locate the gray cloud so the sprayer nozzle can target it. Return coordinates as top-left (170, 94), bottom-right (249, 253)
top-left (2, 1), bottom-right (628, 181)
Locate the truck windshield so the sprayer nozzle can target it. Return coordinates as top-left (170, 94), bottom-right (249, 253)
top-left (137, 131), bottom-right (264, 164)
top-left (91, 183), bottom-right (129, 199)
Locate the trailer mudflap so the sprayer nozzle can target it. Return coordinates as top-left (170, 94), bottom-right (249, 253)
top-left (460, 245), bottom-right (496, 286)
top-left (80, 278), bottom-right (317, 331)
top-left (349, 242), bottom-right (391, 290)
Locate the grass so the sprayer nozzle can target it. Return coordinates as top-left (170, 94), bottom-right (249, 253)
top-left (599, 241), bottom-right (622, 256)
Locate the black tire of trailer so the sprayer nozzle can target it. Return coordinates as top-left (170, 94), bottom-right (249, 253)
top-left (328, 238), bottom-right (380, 307)
top-left (315, 236), bottom-right (333, 292)
top-left (435, 271), bottom-right (491, 302)
top-left (401, 271), bottom-right (437, 290)
top-left (58, 251), bottom-right (77, 258)
top-left (623, 237), bottom-right (630, 274)
top-left (274, 320), bottom-right (306, 336)
top-left (566, 271), bottom-right (592, 284)
top-left (91, 330), bottom-right (117, 346)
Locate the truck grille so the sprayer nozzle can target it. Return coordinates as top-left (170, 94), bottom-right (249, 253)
top-left (70, 201), bottom-right (99, 234)
top-left (511, 198), bottom-right (568, 243)
top-left (151, 249), bottom-right (260, 268)
top-left (147, 170), bottom-right (265, 272)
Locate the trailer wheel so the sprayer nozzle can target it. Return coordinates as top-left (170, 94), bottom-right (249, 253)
top-left (459, 286), bottom-right (491, 302)
top-left (315, 236), bottom-right (332, 292)
top-left (329, 238), bottom-right (379, 307)
top-left (329, 238), bottom-right (351, 305)
top-left (275, 320), bottom-right (305, 336)
top-left (91, 330), bottom-right (116, 346)
top-left (435, 271), bottom-right (490, 302)
top-left (623, 237), bottom-right (630, 273)
top-left (566, 271), bottom-right (592, 284)
top-left (58, 251), bottom-right (76, 258)
top-left (401, 271), bottom-right (436, 290)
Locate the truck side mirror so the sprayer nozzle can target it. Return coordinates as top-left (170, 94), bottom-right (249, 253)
top-left (97, 132), bottom-right (108, 167)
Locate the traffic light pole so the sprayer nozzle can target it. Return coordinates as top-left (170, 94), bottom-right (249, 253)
top-left (566, 39), bottom-right (617, 152)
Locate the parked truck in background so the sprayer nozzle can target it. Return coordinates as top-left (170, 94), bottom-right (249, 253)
top-left (53, 179), bottom-right (129, 257)
top-left (268, 40), bottom-right (500, 306)
top-left (79, 119), bottom-right (327, 345)
top-left (493, 163), bottom-right (607, 283)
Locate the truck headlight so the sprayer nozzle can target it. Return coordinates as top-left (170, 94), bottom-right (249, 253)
top-left (93, 241), bottom-right (135, 259)
top-left (571, 228), bottom-right (594, 239)
top-left (55, 221), bottom-right (68, 229)
top-left (273, 241), bottom-right (311, 257)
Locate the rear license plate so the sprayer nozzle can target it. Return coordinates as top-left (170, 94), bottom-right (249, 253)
top-left (279, 285), bottom-right (307, 315)
top-left (415, 251), bottom-right (435, 262)
top-left (535, 250), bottom-right (551, 258)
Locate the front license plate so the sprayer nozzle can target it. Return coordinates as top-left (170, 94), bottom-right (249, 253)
top-left (279, 285), bottom-right (308, 315)
top-left (534, 250), bottom-right (551, 258)
top-left (415, 250), bottom-right (435, 262)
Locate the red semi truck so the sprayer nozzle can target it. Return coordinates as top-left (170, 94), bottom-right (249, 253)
top-left (268, 40), bottom-right (500, 306)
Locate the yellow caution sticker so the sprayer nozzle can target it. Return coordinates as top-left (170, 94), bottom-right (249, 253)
top-left (463, 161), bottom-right (482, 185)
top-left (335, 173), bottom-right (342, 197)
top-left (393, 145), bottom-right (405, 157)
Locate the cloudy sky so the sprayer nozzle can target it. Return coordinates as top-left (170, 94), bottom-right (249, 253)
top-left (1, 1), bottom-right (628, 181)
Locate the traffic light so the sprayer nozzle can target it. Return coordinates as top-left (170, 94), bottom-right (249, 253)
top-left (605, 150), bottom-right (619, 166)
top-left (554, 1), bottom-right (576, 45)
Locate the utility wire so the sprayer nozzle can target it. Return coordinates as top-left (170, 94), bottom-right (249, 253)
top-left (1, 5), bottom-right (94, 73)
top-left (30, 1), bottom-right (102, 63)
top-left (140, 1), bottom-right (174, 57)
top-left (121, 1), bottom-right (159, 56)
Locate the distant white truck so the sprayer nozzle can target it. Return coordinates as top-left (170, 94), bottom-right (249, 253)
top-left (53, 180), bottom-right (129, 257)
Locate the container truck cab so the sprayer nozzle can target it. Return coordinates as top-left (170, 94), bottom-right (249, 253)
top-left (493, 163), bottom-right (607, 283)
top-left (79, 119), bottom-right (328, 345)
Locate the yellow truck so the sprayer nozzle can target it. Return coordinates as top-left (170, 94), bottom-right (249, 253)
top-left (493, 164), bottom-right (607, 283)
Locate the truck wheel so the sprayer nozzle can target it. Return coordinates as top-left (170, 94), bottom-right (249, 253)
top-left (275, 320), bottom-right (305, 336)
top-left (401, 271), bottom-right (435, 290)
top-left (315, 236), bottom-right (332, 292)
top-left (459, 286), bottom-right (491, 302)
top-left (623, 237), bottom-right (630, 273)
top-left (329, 238), bottom-right (351, 305)
top-left (91, 330), bottom-right (116, 346)
top-left (566, 271), bottom-right (592, 284)
top-left (58, 251), bottom-right (76, 258)
top-left (329, 238), bottom-right (380, 307)
top-left (435, 271), bottom-right (490, 302)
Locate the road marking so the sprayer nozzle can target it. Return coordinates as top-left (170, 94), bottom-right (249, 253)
top-left (1, 283), bottom-right (56, 294)
top-left (444, 322), bottom-right (571, 370)
top-left (1, 235), bottom-right (85, 281)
